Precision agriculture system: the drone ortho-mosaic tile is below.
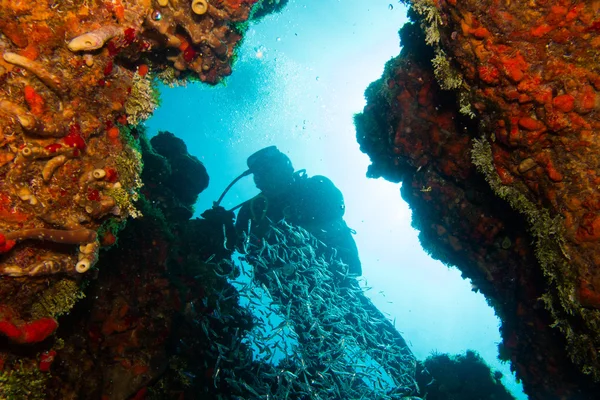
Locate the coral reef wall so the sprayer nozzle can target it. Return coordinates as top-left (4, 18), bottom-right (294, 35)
top-left (42, 130), bottom-right (251, 399)
top-left (0, 0), bottom-right (279, 397)
top-left (356, 2), bottom-right (600, 399)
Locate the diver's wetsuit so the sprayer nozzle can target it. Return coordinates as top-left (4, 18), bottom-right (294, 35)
top-left (236, 171), bottom-right (362, 276)
top-left (235, 171), bottom-right (419, 397)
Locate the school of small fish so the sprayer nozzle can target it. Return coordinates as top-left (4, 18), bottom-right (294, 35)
top-left (196, 220), bottom-right (421, 399)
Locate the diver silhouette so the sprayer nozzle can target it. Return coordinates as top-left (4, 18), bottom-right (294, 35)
top-left (237, 146), bottom-right (362, 276)
top-left (202, 146), bottom-right (421, 398)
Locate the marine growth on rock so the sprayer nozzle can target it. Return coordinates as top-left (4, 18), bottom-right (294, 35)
top-left (357, 1), bottom-right (600, 398)
top-left (0, 0), bottom-right (263, 397)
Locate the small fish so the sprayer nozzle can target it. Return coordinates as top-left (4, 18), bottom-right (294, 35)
top-left (181, 370), bottom-right (196, 380)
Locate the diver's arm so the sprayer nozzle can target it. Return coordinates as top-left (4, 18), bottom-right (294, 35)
top-left (234, 205), bottom-right (249, 234)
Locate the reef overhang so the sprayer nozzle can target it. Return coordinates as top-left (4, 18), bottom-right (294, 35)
top-left (356, 1), bottom-right (600, 398)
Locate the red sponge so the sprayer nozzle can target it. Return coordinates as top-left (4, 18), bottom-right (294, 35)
top-left (0, 316), bottom-right (58, 344)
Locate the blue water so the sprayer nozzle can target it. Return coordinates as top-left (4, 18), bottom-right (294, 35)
top-left (146, 1), bottom-right (527, 398)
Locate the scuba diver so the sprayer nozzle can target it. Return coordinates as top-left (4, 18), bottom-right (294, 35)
top-left (202, 146), bottom-right (420, 398)
top-left (202, 145), bottom-right (362, 276)
top-left (237, 146), bottom-right (361, 276)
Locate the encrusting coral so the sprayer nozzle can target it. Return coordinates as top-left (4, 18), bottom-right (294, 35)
top-left (0, 361), bottom-right (47, 400)
top-left (356, 1), bottom-right (600, 398)
top-left (0, 0), bottom-right (268, 397)
top-left (412, 0), bottom-right (600, 384)
top-left (30, 279), bottom-right (85, 319)
top-left (0, 0), bottom-right (261, 278)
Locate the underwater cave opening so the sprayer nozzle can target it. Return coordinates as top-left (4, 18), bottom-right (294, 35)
top-left (145, 0), bottom-right (527, 398)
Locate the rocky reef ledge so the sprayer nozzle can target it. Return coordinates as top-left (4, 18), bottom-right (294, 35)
top-left (356, 2), bottom-right (600, 399)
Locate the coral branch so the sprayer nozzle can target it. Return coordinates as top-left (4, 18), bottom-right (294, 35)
top-left (76, 240), bottom-right (100, 273)
top-left (192, 0), bottom-right (209, 15)
top-left (21, 144), bottom-right (74, 160)
top-left (67, 26), bottom-right (123, 52)
top-left (3, 228), bottom-right (97, 244)
top-left (92, 168), bottom-right (106, 179)
top-left (3, 53), bottom-right (65, 94)
top-left (42, 155), bottom-right (67, 182)
top-left (21, 145), bottom-right (49, 159)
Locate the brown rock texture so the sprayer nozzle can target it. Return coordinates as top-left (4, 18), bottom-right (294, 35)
top-left (356, 1), bottom-right (600, 399)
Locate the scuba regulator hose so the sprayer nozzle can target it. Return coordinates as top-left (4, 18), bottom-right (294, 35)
top-left (214, 169), bottom-right (252, 212)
